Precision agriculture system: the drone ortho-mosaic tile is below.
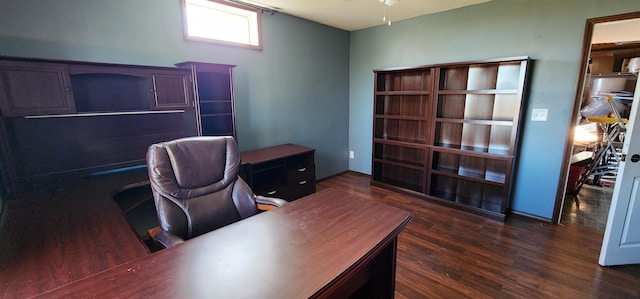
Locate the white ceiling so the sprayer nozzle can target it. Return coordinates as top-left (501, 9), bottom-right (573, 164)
top-left (242, 0), bottom-right (493, 31)
top-left (236, 0), bottom-right (639, 41)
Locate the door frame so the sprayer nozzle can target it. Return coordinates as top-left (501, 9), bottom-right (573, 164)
top-left (553, 11), bottom-right (640, 223)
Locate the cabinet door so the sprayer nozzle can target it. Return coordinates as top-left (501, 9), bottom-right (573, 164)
top-left (0, 61), bottom-right (76, 116)
top-left (149, 70), bottom-right (191, 110)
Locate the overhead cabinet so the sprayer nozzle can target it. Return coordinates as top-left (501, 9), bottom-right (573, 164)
top-left (148, 70), bottom-right (192, 110)
top-left (0, 57), bottom-right (240, 197)
top-left (68, 64), bottom-right (192, 113)
top-left (0, 60), bottom-right (76, 116)
top-left (372, 57), bottom-right (529, 220)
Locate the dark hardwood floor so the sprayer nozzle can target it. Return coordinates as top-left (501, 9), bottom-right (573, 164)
top-left (562, 184), bottom-right (613, 231)
top-left (1, 170), bottom-right (639, 298)
top-left (318, 172), bottom-right (640, 298)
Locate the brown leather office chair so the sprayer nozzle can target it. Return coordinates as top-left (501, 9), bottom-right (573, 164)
top-left (146, 136), bottom-right (287, 248)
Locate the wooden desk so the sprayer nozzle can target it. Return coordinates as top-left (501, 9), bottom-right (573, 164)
top-left (33, 188), bottom-right (412, 298)
top-left (0, 169), bottom-right (150, 298)
top-left (241, 144), bottom-right (316, 201)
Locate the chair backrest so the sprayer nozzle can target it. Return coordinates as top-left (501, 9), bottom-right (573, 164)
top-left (146, 136), bottom-right (258, 240)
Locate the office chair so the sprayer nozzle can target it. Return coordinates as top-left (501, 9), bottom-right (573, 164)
top-left (146, 136), bottom-right (287, 248)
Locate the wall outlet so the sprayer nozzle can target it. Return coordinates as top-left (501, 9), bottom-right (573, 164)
top-left (349, 150), bottom-right (355, 159)
top-left (532, 108), bottom-right (548, 121)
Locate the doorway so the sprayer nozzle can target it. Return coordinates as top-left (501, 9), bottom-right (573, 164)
top-left (556, 12), bottom-right (640, 227)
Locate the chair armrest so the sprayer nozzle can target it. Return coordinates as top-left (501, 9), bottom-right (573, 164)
top-left (255, 195), bottom-right (288, 211)
top-left (148, 227), bottom-right (185, 248)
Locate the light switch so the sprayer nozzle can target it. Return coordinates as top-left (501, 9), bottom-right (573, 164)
top-left (532, 109), bottom-right (548, 121)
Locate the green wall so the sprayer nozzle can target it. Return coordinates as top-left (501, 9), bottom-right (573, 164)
top-left (349, 0), bottom-right (640, 220)
top-left (3, 0), bottom-right (640, 221)
top-left (0, 0), bottom-right (351, 180)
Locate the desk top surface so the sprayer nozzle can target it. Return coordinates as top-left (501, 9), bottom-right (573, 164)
top-left (240, 143), bottom-right (315, 164)
top-left (0, 169), bottom-right (150, 298)
top-left (34, 188), bottom-right (412, 299)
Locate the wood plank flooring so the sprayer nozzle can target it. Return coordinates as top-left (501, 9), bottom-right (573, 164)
top-left (562, 184), bottom-right (612, 231)
top-left (318, 172), bottom-right (640, 298)
top-left (1, 170), bottom-right (639, 298)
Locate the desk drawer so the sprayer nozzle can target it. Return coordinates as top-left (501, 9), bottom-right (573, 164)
top-left (286, 164), bottom-right (315, 184)
top-left (255, 184), bottom-right (285, 198)
top-left (285, 177), bottom-right (316, 200)
top-left (252, 167), bottom-right (285, 198)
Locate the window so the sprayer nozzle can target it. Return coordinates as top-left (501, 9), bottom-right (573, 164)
top-left (181, 0), bottom-right (262, 50)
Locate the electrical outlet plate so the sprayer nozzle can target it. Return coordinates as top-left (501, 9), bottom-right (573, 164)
top-left (532, 108), bottom-right (548, 121)
top-left (349, 151), bottom-right (354, 159)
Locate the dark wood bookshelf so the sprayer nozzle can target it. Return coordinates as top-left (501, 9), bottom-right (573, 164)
top-left (371, 57), bottom-right (530, 220)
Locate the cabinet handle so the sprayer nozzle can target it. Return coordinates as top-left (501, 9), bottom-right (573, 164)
top-left (298, 180), bottom-right (307, 185)
top-left (267, 190), bottom-right (277, 195)
top-left (65, 87), bottom-right (71, 92)
top-left (297, 167), bottom-right (306, 172)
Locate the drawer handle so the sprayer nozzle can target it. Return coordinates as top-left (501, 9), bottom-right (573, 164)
top-left (267, 190), bottom-right (277, 195)
top-left (297, 167), bottom-right (306, 172)
top-left (298, 180), bottom-right (307, 185)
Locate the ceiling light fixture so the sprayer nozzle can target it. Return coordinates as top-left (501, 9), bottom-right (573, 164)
top-left (379, 0), bottom-right (398, 26)
top-left (379, 0), bottom-right (399, 6)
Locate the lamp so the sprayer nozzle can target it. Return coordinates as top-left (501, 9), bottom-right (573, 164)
top-left (574, 122), bottom-right (600, 145)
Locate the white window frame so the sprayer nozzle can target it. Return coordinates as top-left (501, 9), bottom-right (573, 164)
top-left (181, 0), bottom-right (262, 50)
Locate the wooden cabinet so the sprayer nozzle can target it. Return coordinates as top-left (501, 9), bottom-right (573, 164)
top-left (176, 62), bottom-right (237, 139)
top-left (68, 64), bottom-right (192, 112)
top-left (372, 57), bottom-right (529, 220)
top-left (0, 57), bottom-right (197, 196)
top-left (0, 60), bottom-right (193, 116)
top-left (148, 70), bottom-right (191, 110)
top-left (241, 144), bottom-right (315, 201)
top-left (0, 60), bottom-right (76, 116)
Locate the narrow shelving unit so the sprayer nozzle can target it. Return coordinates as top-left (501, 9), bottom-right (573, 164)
top-left (176, 62), bottom-right (237, 139)
top-left (372, 68), bottom-right (433, 193)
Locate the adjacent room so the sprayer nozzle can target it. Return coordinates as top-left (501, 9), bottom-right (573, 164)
top-left (1, 0), bottom-right (640, 297)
